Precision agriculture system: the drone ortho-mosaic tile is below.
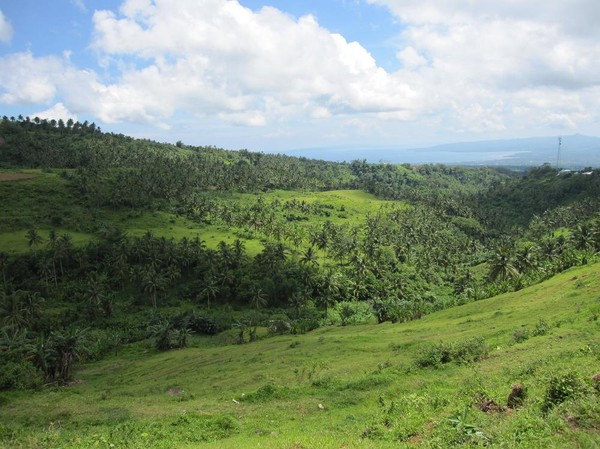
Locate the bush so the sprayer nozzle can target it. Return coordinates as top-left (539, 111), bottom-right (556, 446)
top-left (325, 301), bottom-right (374, 326)
top-left (415, 342), bottom-right (454, 368)
top-left (173, 310), bottom-right (224, 335)
top-left (267, 314), bottom-right (291, 335)
top-left (239, 383), bottom-right (289, 403)
top-left (452, 337), bottom-right (490, 364)
top-left (512, 328), bottom-right (530, 343)
top-left (0, 359), bottom-right (43, 391)
top-left (543, 372), bottom-right (587, 411)
top-left (415, 337), bottom-right (489, 368)
top-left (532, 318), bottom-right (550, 336)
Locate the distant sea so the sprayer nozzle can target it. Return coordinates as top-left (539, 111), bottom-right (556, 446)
top-left (277, 135), bottom-right (600, 168)
top-left (278, 147), bottom-right (526, 165)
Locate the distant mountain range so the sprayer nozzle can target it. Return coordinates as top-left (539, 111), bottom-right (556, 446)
top-left (279, 134), bottom-right (600, 168)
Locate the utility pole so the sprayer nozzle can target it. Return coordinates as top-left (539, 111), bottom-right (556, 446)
top-left (556, 136), bottom-right (562, 169)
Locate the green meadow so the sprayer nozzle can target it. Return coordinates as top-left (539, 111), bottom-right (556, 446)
top-left (0, 171), bottom-right (394, 256)
top-left (1, 262), bottom-right (599, 448)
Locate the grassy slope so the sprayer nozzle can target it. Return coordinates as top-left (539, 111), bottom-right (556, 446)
top-left (2, 263), bottom-right (599, 448)
top-left (0, 171), bottom-right (395, 256)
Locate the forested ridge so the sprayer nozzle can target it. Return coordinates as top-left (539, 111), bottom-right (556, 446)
top-left (1, 115), bottom-right (600, 390)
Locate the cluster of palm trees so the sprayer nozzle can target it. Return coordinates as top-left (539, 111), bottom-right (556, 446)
top-left (487, 218), bottom-right (600, 287)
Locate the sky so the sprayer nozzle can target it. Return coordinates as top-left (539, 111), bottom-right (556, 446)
top-left (1, 0), bottom-right (600, 153)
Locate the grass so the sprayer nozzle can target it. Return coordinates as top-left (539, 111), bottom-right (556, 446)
top-left (0, 229), bottom-right (95, 253)
top-left (2, 263), bottom-right (599, 448)
top-left (0, 171), bottom-right (401, 256)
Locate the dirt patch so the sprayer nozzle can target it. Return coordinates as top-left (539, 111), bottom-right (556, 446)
top-left (507, 383), bottom-right (527, 408)
top-left (167, 387), bottom-right (184, 396)
top-left (0, 172), bottom-right (38, 182)
top-left (476, 398), bottom-right (504, 413)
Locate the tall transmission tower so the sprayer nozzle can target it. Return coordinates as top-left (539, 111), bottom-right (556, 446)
top-left (556, 136), bottom-right (562, 169)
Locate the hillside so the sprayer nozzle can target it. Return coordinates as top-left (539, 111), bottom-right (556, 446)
top-left (1, 117), bottom-right (600, 448)
top-left (1, 262), bottom-right (599, 448)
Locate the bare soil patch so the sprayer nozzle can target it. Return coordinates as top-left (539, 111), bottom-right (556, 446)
top-left (0, 172), bottom-right (38, 182)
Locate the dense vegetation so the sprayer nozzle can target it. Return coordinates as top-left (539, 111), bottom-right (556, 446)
top-left (1, 115), bottom-right (599, 447)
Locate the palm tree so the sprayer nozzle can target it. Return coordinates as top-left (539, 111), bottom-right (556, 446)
top-left (288, 290), bottom-right (308, 318)
top-left (249, 285), bottom-right (268, 310)
top-left (300, 246), bottom-right (319, 267)
top-left (488, 245), bottom-right (519, 281)
top-left (200, 275), bottom-right (220, 310)
top-left (142, 269), bottom-right (166, 309)
top-left (26, 228), bottom-right (44, 251)
top-left (0, 290), bottom-right (28, 337)
top-left (49, 328), bottom-right (90, 383)
top-left (56, 233), bottom-right (74, 277)
top-left (514, 242), bottom-right (539, 274)
top-left (318, 270), bottom-right (343, 314)
top-left (571, 223), bottom-right (596, 251)
top-left (22, 291), bottom-right (44, 326)
top-left (85, 272), bottom-right (106, 318)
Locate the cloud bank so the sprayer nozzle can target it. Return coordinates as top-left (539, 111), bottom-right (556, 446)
top-left (1, 0), bottom-right (600, 145)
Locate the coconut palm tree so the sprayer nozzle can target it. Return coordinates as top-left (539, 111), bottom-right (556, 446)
top-left (488, 245), bottom-right (519, 281)
top-left (300, 246), bottom-right (319, 267)
top-left (200, 275), bottom-right (220, 310)
top-left (142, 269), bottom-right (166, 309)
top-left (249, 285), bottom-right (268, 310)
top-left (0, 290), bottom-right (28, 337)
top-left (26, 228), bottom-right (44, 252)
top-left (49, 328), bottom-right (89, 383)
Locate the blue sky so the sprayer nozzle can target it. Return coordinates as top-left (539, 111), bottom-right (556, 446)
top-left (1, 0), bottom-right (600, 153)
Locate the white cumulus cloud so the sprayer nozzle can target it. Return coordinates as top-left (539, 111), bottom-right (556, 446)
top-left (88, 0), bottom-right (420, 126)
top-left (0, 10), bottom-right (13, 43)
top-left (1, 0), bottom-right (600, 144)
top-left (0, 52), bottom-right (98, 108)
top-left (33, 103), bottom-right (78, 123)
top-left (368, 0), bottom-right (600, 133)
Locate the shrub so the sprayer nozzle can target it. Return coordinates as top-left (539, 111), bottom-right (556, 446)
top-left (173, 310), bottom-right (223, 335)
top-left (240, 383), bottom-right (289, 403)
top-left (543, 372), bottom-right (587, 411)
top-left (452, 337), bottom-right (490, 364)
top-left (147, 322), bottom-right (191, 351)
top-left (512, 328), bottom-right (530, 343)
top-left (507, 383), bottom-right (527, 408)
top-left (415, 337), bottom-right (489, 368)
top-left (415, 342), bottom-right (454, 368)
top-left (532, 318), bottom-right (550, 336)
top-left (326, 301), bottom-right (374, 326)
top-left (0, 360), bottom-right (43, 391)
top-left (338, 302), bottom-right (356, 326)
top-left (267, 314), bottom-right (291, 335)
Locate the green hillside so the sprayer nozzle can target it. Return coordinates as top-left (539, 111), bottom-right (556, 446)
top-left (1, 262), bottom-right (599, 448)
top-left (1, 117), bottom-right (600, 448)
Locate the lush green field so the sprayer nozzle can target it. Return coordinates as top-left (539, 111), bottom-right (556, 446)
top-left (2, 262), bottom-right (599, 448)
top-left (0, 171), bottom-right (395, 256)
